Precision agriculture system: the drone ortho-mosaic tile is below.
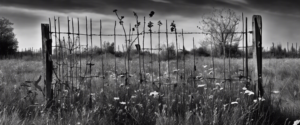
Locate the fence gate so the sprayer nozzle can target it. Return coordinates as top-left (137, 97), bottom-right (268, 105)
top-left (41, 15), bottom-right (263, 111)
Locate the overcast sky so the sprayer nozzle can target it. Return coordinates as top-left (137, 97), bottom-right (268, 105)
top-left (0, 0), bottom-right (300, 51)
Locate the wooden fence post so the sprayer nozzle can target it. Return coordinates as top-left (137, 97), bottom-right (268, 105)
top-left (41, 24), bottom-right (53, 107)
top-left (252, 15), bottom-right (264, 97)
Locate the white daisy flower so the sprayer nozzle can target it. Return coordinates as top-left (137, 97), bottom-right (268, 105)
top-left (293, 120), bottom-right (300, 125)
top-left (272, 90), bottom-right (280, 94)
top-left (197, 84), bottom-right (206, 88)
top-left (253, 99), bottom-right (257, 103)
top-left (258, 97), bottom-right (265, 101)
top-left (231, 101), bottom-right (238, 105)
top-left (245, 90), bottom-right (254, 95)
top-left (149, 91), bottom-right (159, 98)
top-left (114, 97), bottom-right (120, 101)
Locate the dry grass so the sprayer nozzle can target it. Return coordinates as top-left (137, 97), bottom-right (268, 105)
top-left (0, 56), bottom-right (299, 125)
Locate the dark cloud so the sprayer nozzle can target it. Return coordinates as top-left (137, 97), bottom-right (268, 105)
top-left (1, 0), bottom-right (300, 50)
top-left (0, 0), bottom-right (251, 18)
top-left (1, 0), bottom-right (300, 18)
top-left (247, 0), bottom-right (300, 16)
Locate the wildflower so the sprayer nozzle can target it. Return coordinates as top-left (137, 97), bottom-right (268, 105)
top-left (149, 11), bottom-right (155, 17)
top-left (215, 83), bottom-right (220, 86)
top-left (231, 101), bottom-right (238, 105)
top-left (272, 90), bottom-right (280, 94)
top-left (172, 69), bottom-right (179, 73)
top-left (63, 90), bottom-right (68, 96)
top-left (245, 90), bottom-right (254, 95)
top-left (149, 91), bottom-right (159, 98)
top-left (242, 87), bottom-right (247, 90)
top-left (62, 103), bottom-right (65, 108)
top-left (131, 95), bottom-right (137, 99)
top-left (209, 95), bottom-right (213, 99)
top-left (163, 71), bottom-right (168, 76)
top-left (197, 84), bottom-right (206, 88)
top-left (63, 89), bottom-right (68, 93)
top-left (76, 92), bottom-right (80, 97)
top-left (293, 120), bottom-right (300, 125)
top-left (77, 122), bottom-right (81, 125)
top-left (110, 74), bottom-right (116, 79)
top-left (203, 65), bottom-right (207, 68)
top-left (120, 102), bottom-right (126, 105)
top-left (114, 97), bottom-right (120, 101)
top-left (90, 93), bottom-right (96, 101)
top-left (258, 97), bottom-right (265, 101)
top-left (220, 87), bottom-right (224, 90)
top-left (137, 103), bottom-right (143, 108)
top-left (196, 76), bottom-right (203, 80)
top-left (253, 99), bottom-right (257, 103)
top-left (223, 104), bottom-right (228, 110)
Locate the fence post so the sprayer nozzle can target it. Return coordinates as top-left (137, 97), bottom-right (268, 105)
top-left (41, 24), bottom-right (53, 107)
top-left (252, 15), bottom-right (264, 97)
top-left (245, 17), bottom-right (249, 86)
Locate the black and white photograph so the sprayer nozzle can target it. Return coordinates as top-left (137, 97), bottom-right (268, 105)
top-left (0, 0), bottom-right (299, 124)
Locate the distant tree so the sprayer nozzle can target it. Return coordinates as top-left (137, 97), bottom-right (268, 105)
top-left (270, 44), bottom-right (276, 56)
top-left (160, 43), bottom-right (176, 60)
top-left (191, 47), bottom-right (210, 57)
top-left (225, 42), bottom-right (241, 57)
top-left (198, 8), bottom-right (241, 57)
top-left (94, 46), bottom-right (104, 55)
top-left (276, 44), bottom-right (283, 58)
top-left (291, 44), bottom-right (296, 53)
top-left (0, 17), bottom-right (18, 57)
top-left (179, 46), bottom-right (189, 56)
top-left (105, 42), bottom-right (115, 55)
top-left (290, 43), bottom-right (296, 57)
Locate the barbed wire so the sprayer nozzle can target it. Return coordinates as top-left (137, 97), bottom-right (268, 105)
top-left (50, 31), bottom-right (250, 37)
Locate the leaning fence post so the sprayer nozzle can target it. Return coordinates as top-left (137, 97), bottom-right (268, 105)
top-left (252, 15), bottom-right (264, 98)
top-left (41, 24), bottom-right (53, 107)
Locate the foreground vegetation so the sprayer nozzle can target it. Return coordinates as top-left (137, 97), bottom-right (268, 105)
top-left (0, 56), bottom-right (299, 125)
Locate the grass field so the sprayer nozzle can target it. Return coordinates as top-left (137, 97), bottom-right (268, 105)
top-left (0, 56), bottom-right (299, 125)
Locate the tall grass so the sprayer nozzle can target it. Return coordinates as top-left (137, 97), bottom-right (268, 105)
top-left (0, 57), bottom-right (299, 125)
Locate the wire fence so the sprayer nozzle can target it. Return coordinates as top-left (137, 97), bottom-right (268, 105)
top-left (41, 15), bottom-right (263, 112)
